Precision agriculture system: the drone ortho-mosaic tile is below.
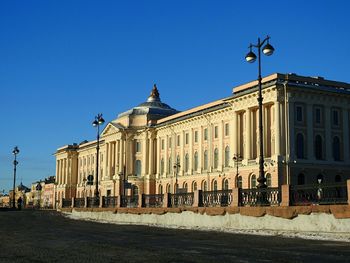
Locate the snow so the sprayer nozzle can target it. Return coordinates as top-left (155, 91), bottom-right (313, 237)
top-left (64, 210), bottom-right (350, 242)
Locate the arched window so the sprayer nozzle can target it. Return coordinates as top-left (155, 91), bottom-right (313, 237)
top-left (296, 133), bottom-right (305, 159)
top-left (214, 148), bottom-right (219, 169)
top-left (194, 152), bottom-right (198, 172)
top-left (212, 180), bottom-right (218, 191)
top-left (335, 174), bottom-right (342, 182)
top-left (183, 182), bottom-right (188, 192)
top-left (132, 185), bottom-right (138, 196)
top-left (224, 146), bottom-right (230, 167)
top-left (184, 153), bottom-right (189, 173)
top-left (202, 181), bottom-right (208, 191)
top-left (203, 150), bottom-right (208, 170)
top-left (297, 173), bottom-right (305, 185)
top-left (166, 184), bottom-right (170, 193)
top-left (135, 160), bottom-right (141, 176)
top-left (250, 174), bottom-right (256, 188)
top-left (222, 179), bottom-right (229, 190)
top-left (266, 173), bottom-right (272, 187)
top-left (160, 158), bottom-right (164, 175)
top-left (158, 184), bottom-right (163, 194)
top-left (315, 135), bottom-right (323, 160)
top-left (168, 157), bottom-right (172, 174)
top-left (237, 176), bottom-right (243, 188)
top-left (332, 136), bottom-right (341, 161)
top-left (192, 181), bottom-right (197, 192)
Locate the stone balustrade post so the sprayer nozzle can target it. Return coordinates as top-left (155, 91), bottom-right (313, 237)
top-left (281, 184), bottom-right (290, 206)
top-left (99, 196), bottom-right (103, 208)
top-left (138, 194), bottom-right (143, 208)
top-left (193, 190), bottom-right (202, 207)
top-left (163, 193), bottom-right (170, 208)
top-left (84, 197), bottom-right (88, 208)
top-left (71, 197), bottom-right (74, 208)
top-left (230, 188), bottom-right (239, 207)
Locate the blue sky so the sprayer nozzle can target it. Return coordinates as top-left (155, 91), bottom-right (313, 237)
top-left (0, 1), bottom-right (349, 192)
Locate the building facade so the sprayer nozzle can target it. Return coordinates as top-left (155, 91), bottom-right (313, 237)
top-left (54, 73), bottom-right (350, 204)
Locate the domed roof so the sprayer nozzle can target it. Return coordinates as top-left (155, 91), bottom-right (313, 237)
top-left (118, 84), bottom-right (178, 120)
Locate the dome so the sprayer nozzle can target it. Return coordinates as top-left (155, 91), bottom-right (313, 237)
top-left (118, 84), bottom-right (178, 121)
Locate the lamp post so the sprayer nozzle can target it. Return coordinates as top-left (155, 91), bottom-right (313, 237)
top-left (245, 36), bottom-right (275, 189)
top-left (92, 113), bottom-right (105, 202)
top-left (12, 146), bottom-right (20, 209)
top-left (233, 154), bottom-right (243, 188)
top-left (173, 161), bottom-right (180, 193)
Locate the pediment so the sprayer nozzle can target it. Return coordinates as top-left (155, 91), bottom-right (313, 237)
top-left (100, 122), bottom-right (125, 137)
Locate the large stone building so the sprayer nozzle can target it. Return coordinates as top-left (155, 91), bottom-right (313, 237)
top-left (54, 73), bottom-right (350, 203)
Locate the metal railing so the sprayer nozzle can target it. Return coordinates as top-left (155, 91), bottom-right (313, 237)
top-left (74, 198), bottom-right (85, 208)
top-left (142, 194), bottom-right (164, 208)
top-left (102, 196), bottom-right (118, 208)
top-left (240, 187), bottom-right (280, 206)
top-left (62, 198), bottom-right (72, 208)
top-left (290, 182), bottom-right (348, 206)
top-left (201, 190), bottom-right (232, 207)
top-left (121, 195), bottom-right (138, 208)
top-left (169, 192), bottom-right (194, 207)
top-left (86, 197), bottom-right (99, 208)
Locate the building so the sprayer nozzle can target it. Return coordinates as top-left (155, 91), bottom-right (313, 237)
top-left (9, 182), bottom-right (30, 208)
top-left (54, 73), bottom-right (350, 204)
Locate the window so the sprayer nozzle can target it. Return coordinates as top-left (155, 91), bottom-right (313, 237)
top-left (224, 146), bottom-right (230, 167)
top-left (225, 123), bottom-right (229, 136)
top-left (317, 174), bottom-right (323, 183)
top-left (296, 105), bottom-right (303, 122)
top-left (250, 174), bottom-right (256, 188)
top-left (332, 136), bottom-right (341, 161)
top-left (184, 154), bottom-right (189, 173)
top-left (166, 184), bottom-right (170, 193)
top-left (315, 135), bottom-right (323, 160)
top-left (266, 174), bottom-right (272, 187)
top-left (177, 135), bottom-right (180, 146)
top-left (161, 139), bottom-right (164, 150)
top-left (183, 182), bottom-right (188, 192)
top-left (158, 185), bottom-right (163, 194)
top-left (168, 157), bottom-right (172, 174)
top-left (297, 173), bottom-right (305, 185)
top-left (223, 179), bottom-right (229, 190)
top-left (332, 109), bottom-right (340, 126)
top-left (194, 131), bottom-right (198, 143)
top-left (203, 150), bottom-right (208, 170)
top-left (169, 138), bottom-right (172, 148)
top-left (214, 126), bottom-right (218, 139)
top-left (136, 142), bottom-right (141, 152)
top-left (194, 152), bottom-right (198, 171)
top-left (296, 133), bottom-right (305, 159)
top-left (314, 107), bottom-right (322, 125)
top-left (204, 128), bottom-right (208, 141)
top-left (214, 148), bottom-right (219, 169)
top-left (335, 174), bottom-right (342, 182)
top-left (212, 180), bottom-right (218, 191)
top-left (135, 160), bottom-right (141, 176)
top-left (202, 181), bottom-right (208, 191)
top-left (185, 133), bottom-right (189, 145)
top-left (160, 158), bottom-right (164, 174)
top-left (192, 181), bottom-right (197, 191)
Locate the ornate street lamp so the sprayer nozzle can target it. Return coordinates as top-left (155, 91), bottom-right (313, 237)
top-left (233, 154), bottom-right (243, 188)
top-left (92, 113), bottom-right (105, 202)
top-left (245, 36), bottom-right (275, 189)
top-left (12, 146), bottom-right (20, 209)
top-left (173, 161), bottom-right (180, 194)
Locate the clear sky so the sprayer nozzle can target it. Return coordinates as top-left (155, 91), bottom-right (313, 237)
top-left (0, 1), bottom-right (349, 192)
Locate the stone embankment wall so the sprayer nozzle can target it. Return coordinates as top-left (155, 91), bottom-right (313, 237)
top-left (61, 205), bottom-right (350, 237)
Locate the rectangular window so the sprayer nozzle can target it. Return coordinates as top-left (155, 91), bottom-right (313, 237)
top-left (169, 138), bottom-right (172, 148)
top-left (204, 128), bottom-right (208, 141)
top-left (194, 131), bottom-right (198, 143)
top-left (185, 133), bottom-right (189, 145)
top-left (177, 135), bottom-right (180, 146)
top-left (161, 139), bottom-right (164, 150)
top-left (315, 108), bottom-right (321, 124)
top-left (214, 126), bottom-right (218, 139)
top-left (296, 105), bottom-right (303, 122)
top-left (225, 123), bottom-right (229, 136)
top-left (332, 109), bottom-right (340, 126)
top-left (136, 142), bottom-right (141, 152)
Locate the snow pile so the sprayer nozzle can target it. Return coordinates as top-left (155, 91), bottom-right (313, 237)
top-left (64, 210), bottom-right (350, 242)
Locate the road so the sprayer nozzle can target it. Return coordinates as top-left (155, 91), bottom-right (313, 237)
top-left (0, 210), bottom-right (349, 262)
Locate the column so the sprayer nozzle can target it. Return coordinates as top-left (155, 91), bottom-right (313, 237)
top-left (231, 111), bottom-right (237, 156)
top-left (343, 109), bottom-right (349, 161)
top-left (198, 126), bottom-right (203, 172)
top-left (218, 120), bottom-right (223, 170)
top-left (189, 128), bottom-right (193, 174)
top-left (274, 101), bottom-right (281, 156)
top-left (244, 109), bottom-right (251, 160)
top-left (164, 135), bottom-right (168, 176)
top-left (288, 101), bottom-right (295, 158)
top-left (142, 135), bottom-right (148, 175)
top-left (306, 104), bottom-right (314, 160)
top-left (325, 106), bottom-right (331, 161)
top-left (119, 139), bottom-right (124, 173)
top-left (156, 136), bottom-right (161, 176)
top-left (105, 143), bottom-right (109, 179)
top-left (148, 137), bottom-right (154, 175)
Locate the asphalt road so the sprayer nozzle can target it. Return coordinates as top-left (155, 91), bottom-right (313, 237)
top-left (0, 210), bottom-right (349, 263)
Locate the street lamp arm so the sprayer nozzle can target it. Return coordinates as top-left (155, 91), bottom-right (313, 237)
top-left (250, 36), bottom-right (271, 48)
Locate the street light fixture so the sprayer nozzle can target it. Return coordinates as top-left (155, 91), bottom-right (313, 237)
top-left (245, 36), bottom-right (275, 189)
top-left (173, 161), bottom-right (180, 194)
top-left (92, 113), bottom-right (105, 202)
top-left (12, 146), bottom-right (20, 209)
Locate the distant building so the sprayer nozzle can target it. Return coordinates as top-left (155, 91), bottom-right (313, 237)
top-left (9, 182), bottom-right (30, 208)
top-left (54, 74), bottom-right (350, 204)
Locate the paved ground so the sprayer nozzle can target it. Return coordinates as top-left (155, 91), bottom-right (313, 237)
top-left (0, 210), bottom-right (349, 262)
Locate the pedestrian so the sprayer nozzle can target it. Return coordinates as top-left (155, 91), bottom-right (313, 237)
top-left (17, 197), bottom-right (23, 210)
